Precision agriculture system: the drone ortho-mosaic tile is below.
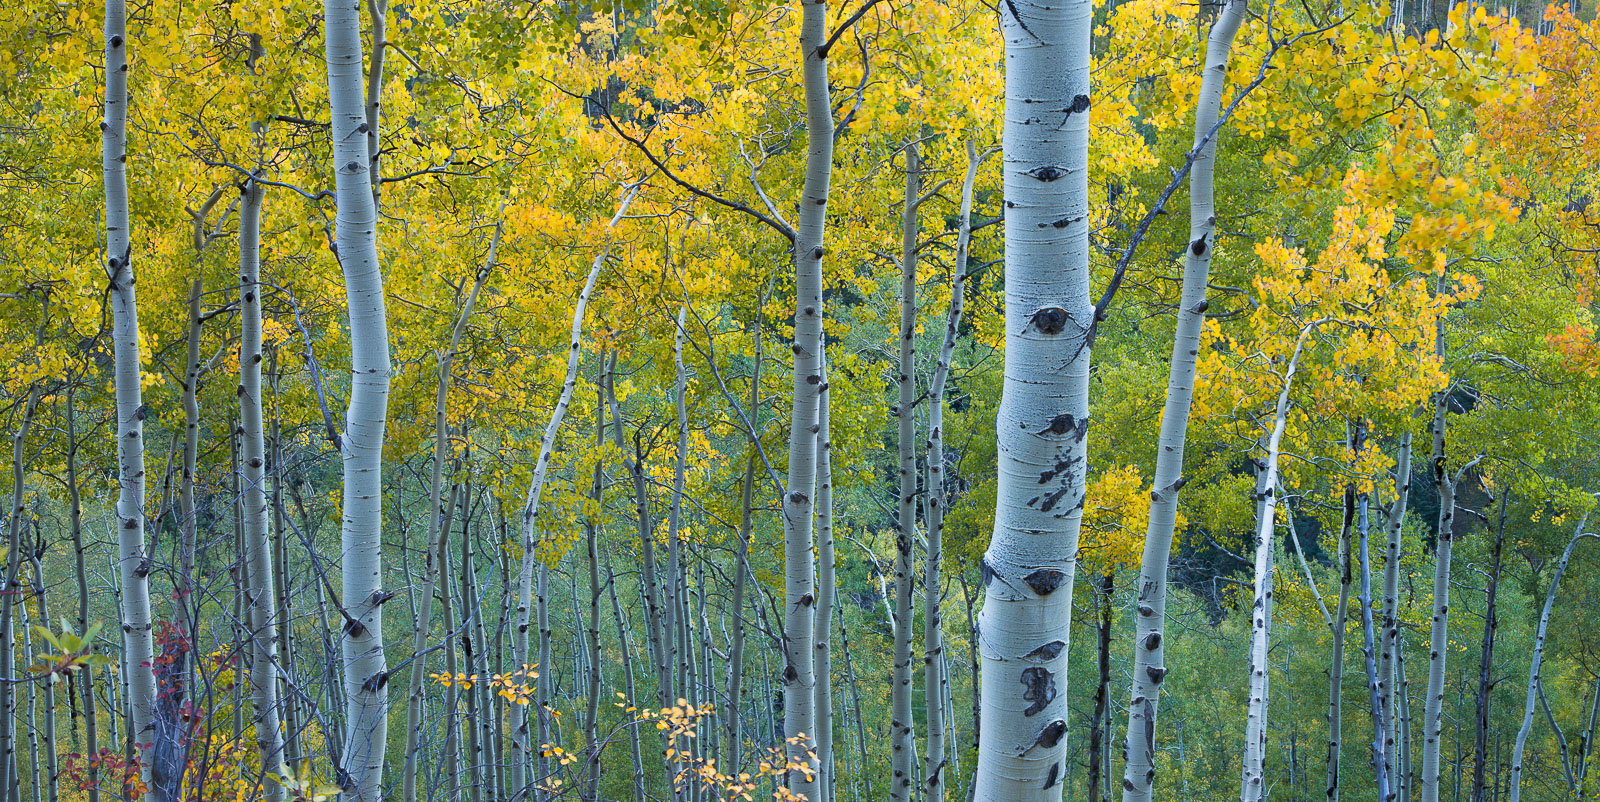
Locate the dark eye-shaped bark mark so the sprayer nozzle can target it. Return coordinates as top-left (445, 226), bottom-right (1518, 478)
top-left (1024, 569), bottom-right (1066, 596)
top-left (1021, 666), bottom-right (1056, 716)
top-left (1024, 640), bottom-right (1066, 661)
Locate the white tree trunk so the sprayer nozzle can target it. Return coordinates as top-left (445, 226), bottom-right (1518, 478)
top-left (892, 142), bottom-right (923, 802)
top-left (1120, 2), bottom-right (1246, 797)
top-left (322, 0), bottom-right (392, 793)
top-left (239, 179), bottom-right (288, 800)
top-left (101, 0), bottom-right (161, 792)
top-left (781, 0), bottom-right (834, 794)
top-left (509, 188), bottom-right (636, 801)
top-left (1508, 513), bottom-right (1598, 802)
top-left (924, 140), bottom-right (988, 802)
top-left (973, 0), bottom-right (1094, 794)
top-left (1380, 431), bottom-right (1413, 795)
top-left (815, 352), bottom-right (836, 802)
top-left (1239, 332), bottom-right (1309, 802)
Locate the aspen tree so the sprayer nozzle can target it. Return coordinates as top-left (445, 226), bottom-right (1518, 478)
top-left (102, 0), bottom-right (161, 789)
top-left (891, 142), bottom-right (923, 802)
top-left (974, 0), bottom-right (1095, 794)
top-left (814, 350), bottom-right (836, 802)
top-left (0, 388), bottom-right (38, 802)
top-left (510, 186), bottom-right (637, 801)
top-left (238, 178), bottom-right (287, 800)
top-left (1120, 2), bottom-right (1247, 797)
top-left (924, 140), bottom-right (990, 802)
top-left (780, 0), bottom-right (835, 793)
top-left (1509, 510), bottom-right (1598, 802)
top-left (1380, 432), bottom-right (1413, 793)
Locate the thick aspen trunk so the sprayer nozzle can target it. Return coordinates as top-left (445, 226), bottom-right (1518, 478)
top-left (1239, 332), bottom-right (1308, 802)
top-left (239, 180), bottom-right (288, 800)
top-left (1508, 513), bottom-right (1598, 802)
top-left (891, 143), bottom-right (923, 802)
top-left (1471, 494), bottom-right (1509, 802)
top-left (781, 0), bottom-right (834, 793)
top-left (973, 0), bottom-right (1094, 794)
top-left (102, 0), bottom-right (161, 789)
top-left (509, 188), bottom-right (635, 802)
top-left (321, 0), bottom-right (393, 791)
top-left (1120, 3), bottom-right (1246, 798)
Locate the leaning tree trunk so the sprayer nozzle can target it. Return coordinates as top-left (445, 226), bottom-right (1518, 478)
top-left (509, 188), bottom-right (635, 802)
top-left (972, 0), bottom-right (1095, 794)
top-left (1239, 331), bottom-right (1309, 802)
top-left (891, 142), bottom-right (923, 802)
top-left (1120, 2), bottom-right (1246, 797)
top-left (924, 139), bottom-right (988, 802)
top-left (400, 214), bottom-right (497, 802)
top-left (101, 0), bottom-right (162, 792)
top-left (1508, 513), bottom-right (1598, 802)
top-left (238, 179), bottom-right (288, 801)
top-left (780, 0), bottom-right (834, 794)
top-left (323, 0), bottom-right (393, 791)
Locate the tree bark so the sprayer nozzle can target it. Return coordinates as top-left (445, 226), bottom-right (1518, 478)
top-left (1471, 492), bottom-right (1510, 802)
top-left (1508, 512), bottom-right (1598, 802)
top-left (1328, 479), bottom-right (1357, 802)
top-left (815, 351), bottom-right (836, 802)
top-left (1120, 2), bottom-right (1246, 797)
top-left (973, 0), bottom-right (1094, 793)
top-left (1239, 330), bottom-right (1309, 802)
top-left (102, 0), bottom-right (161, 788)
top-left (1359, 490), bottom-right (1393, 801)
top-left (1381, 432), bottom-right (1414, 800)
top-left (781, 0), bottom-right (835, 793)
top-left (238, 179), bottom-right (289, 800)
top-left (891, 142), bottom-right (923, 802)
top-left (0, 388), bottom-right (38, 802)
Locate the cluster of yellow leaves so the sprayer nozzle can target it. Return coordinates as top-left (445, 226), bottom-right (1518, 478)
top-left (429, 663), bottom-right (540, 705)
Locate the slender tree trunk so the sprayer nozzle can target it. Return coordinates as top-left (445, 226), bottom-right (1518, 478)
top-left (891, 142), bottom-right (923, 802)
top-left (1508, 513), bottom-right (1598, 802)
top-left (1421, 382), bottom-right (1480, 802)
top-left (1471, 493), bottom-right (1510, 802)
top-left (510, 188), bottom-right (636, 802)
top-left (27, 554), bottom-right (58, 802)
top-left (0, 389), bottom-right (38, 802)
top-left (605, 554), bottom-right (647, 802)
top-left (725, 306), bottom-right (763, 780)
top-left (1382, 432), bottom-right (1414, 801)
top-left (1328, 478), bottom-right (1357, 802)
top-left (1239, 332), bottom-right (1310, 802)
top-left (102, 0), bottom-right (161, 787)
top-left (322, 0), bottom-right (394, 790)
top-left (402, 215), bottom-right (497, 802)
top-left (924, 140), bottom-right (985, 802)
top-left (268, 355), bottom-right (302, 768)
top-left (781, 0), bottom-right (835, 792)
top-left (1089, 573), bottom-right (1114, 802)
top-left (973, 0), bottom-right (1094, 794)
top-left (581, 364), bottom-right (607, 801)
top-left (667, 309), bottom-right (691, 800)
top-left (1400, 626), bottom-right (1416, 802)
top-left (1360, 489), bottom-right (1393, 801)
top-left (1120, 2), bottom-right (1246, 797)
top-left (238, 179), bottom-right (288, 800)
top-left (65, 388), bottom-right (100, 802)
top-left (815, 352), bottom-right (837, 802)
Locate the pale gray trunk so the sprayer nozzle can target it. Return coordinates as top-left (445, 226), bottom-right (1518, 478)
top-left (924, 140), bottom-right (988, 802)
top-left (815, 352), bottom-right (836, 802)
top-left (66, 388), bottom-right (101, 802)
top-left (1359, 492), bottom-right (1392, 801)
top-left (509, 187), bottom-right (635, 801)
top-left (1120, 2), bottom-right (1246, 797)
top-left (892, 142), bottom-right (923, 802)
top-left (239, 179), bottom-right (288, 799)
top-left (1380, 432), bottom-right (1413, 799)
top-left (973, 0), bottom-right (1094, 793)
top-left (1239, 331), bottom-right (1309, 802)
top-left (322, 0), bottom-right (393, 790)
top-left (1327, 486), bottom-right (1355, 802)
top-left (102, 0), bottom-right (161, 787)
top-left (1508, 512), bottom-right (1598, 802)
top-left (0, 389), bottom-right (38, 802)
top-left (782, 0), bottom-right (834, 793)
